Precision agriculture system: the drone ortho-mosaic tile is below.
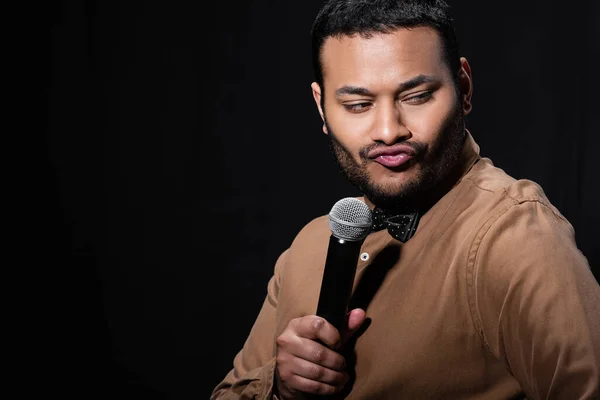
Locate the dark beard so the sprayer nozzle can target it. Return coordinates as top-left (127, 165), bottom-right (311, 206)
top-left (326, 102), bottom-right (466, 210)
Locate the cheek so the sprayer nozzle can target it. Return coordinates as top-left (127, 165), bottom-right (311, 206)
top-left (327, 109), bottom-right (371, 146)
top-left (404, 97), bottom-right (457, 140)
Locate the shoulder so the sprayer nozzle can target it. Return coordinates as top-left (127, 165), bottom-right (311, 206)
top-left (464, 160), bottom-right (595, 349)
top-left (460, 157), bottom-right (585, 287)
top-left (291, 214), bottom-right (330, 246)
top-left (275, 214), bottom-right (331, 279)
top-left (462, 160), bottom-right (592, 306)
top-left (462, 157), bottom-right (571, 230)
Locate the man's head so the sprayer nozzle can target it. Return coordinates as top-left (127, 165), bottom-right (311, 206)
top-left (310, 0), bottom-right (473, 209)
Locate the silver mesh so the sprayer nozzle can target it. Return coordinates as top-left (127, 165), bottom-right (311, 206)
top-left (328, 197), bottom-right (372, 241)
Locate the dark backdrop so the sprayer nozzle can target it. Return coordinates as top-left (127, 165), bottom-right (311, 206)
top-left (23, 0), bottom-right (599, 398)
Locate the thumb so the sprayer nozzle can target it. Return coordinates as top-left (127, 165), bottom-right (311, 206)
top-left (341, 308), bottom-right (366, 345)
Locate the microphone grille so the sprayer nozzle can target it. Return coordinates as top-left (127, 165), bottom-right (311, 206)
top-left (328, 197), bottom-right (373, 241)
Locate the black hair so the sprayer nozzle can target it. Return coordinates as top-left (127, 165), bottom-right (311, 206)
top-left (310, 0), bottom-right (461, 90)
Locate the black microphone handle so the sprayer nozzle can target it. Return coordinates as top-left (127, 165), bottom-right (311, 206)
top-left (316, 235), bottom-right (363, 334)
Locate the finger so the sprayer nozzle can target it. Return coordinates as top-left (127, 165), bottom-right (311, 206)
top-left (285, 374), bottom-right (344, 396)
top-left (341, 308), bottom-right (367, 345)
top-left (292, 337), bottom-right (347, 371)
top-left (292, 357), bottom-right (349, 385)
top-left (347, 308), bottom-right (366, 333)
top-left (293, 316), bottom-right (342, 349)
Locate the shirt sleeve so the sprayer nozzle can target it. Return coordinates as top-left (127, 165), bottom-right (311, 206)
top-left (211, 250), bottom-right (289, 400)
top-left (470, 199), bottom-right (600, 399)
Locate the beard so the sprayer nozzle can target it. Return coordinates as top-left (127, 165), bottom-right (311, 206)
top-left (326, 101), bottom-right (466, 210)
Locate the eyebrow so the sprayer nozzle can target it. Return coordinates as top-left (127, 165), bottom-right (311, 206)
top-left (335, 74), bottom-right (436, 97)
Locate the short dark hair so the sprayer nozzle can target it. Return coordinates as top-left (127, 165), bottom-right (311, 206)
top-left (310, 0), bottom-right (461, 90)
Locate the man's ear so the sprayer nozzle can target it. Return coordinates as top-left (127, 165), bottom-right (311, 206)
top-left (458, 57), bottom-right (473, 116)
top-left (311, 82), bottom-right (328, 134)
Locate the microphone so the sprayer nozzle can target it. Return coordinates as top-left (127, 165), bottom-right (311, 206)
top-left (316, 197), bottom-right (372, 334)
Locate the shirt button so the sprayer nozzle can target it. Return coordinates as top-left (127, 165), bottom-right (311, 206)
top-left (360, 252), bottom-right (369, 261)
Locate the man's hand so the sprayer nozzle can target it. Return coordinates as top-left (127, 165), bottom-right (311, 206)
top-left (274, 308), bottom-right (366, 399)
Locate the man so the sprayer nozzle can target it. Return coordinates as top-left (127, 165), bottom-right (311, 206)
top-left (212, 0), bottom-right (600, 398)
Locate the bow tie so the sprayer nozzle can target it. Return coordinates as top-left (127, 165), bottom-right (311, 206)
top-left (371, 207), bottom-right (421, 243)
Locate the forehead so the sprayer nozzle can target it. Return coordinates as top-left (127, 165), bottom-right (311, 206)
top-left (320, 27), bottom-right (449, 87)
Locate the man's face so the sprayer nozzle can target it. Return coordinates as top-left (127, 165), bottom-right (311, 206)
top-left (312, 27), bottom-right (471, 208)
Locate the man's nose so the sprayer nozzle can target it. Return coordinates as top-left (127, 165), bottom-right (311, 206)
top-left (370, 103), bottom-right (411, 145)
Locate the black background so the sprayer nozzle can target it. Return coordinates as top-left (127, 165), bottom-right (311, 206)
top-left (19, 0), bottom-right (600, 398)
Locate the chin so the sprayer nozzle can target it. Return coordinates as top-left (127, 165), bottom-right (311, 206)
top-left (371, 164), bottom-right (419, 185)
top-left (365, 167), bottom-right (426, 206)
top-left (369, 178), bottom-right (414, 197)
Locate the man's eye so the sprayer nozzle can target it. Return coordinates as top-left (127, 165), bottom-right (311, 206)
top-left (404, 92), bottom-right (432, 105)
top-left (343, 103), bottom-right (371, 113)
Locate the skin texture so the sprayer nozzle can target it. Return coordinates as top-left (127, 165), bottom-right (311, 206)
top-left (275, 27), bottom-right (473, 398)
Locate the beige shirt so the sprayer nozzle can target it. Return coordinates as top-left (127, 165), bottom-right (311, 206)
top-left (212, 134), bottom-right (600, 399)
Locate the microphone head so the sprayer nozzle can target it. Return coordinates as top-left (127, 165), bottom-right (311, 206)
top-left (328, 197), bottom-right (373, 241)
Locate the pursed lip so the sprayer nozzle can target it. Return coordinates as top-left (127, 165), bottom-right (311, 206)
top-left (367, 143), bottom-right (417, 159)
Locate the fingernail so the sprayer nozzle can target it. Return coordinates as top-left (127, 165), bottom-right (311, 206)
top-left (313, 318), bottom-right (324, 329)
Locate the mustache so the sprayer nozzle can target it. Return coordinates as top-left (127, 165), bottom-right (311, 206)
top-left (358, 141), bottom-right (428, 161)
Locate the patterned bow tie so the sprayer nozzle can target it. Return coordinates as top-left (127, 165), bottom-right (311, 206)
top-left (371, 207), bottom-right (421, 243)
